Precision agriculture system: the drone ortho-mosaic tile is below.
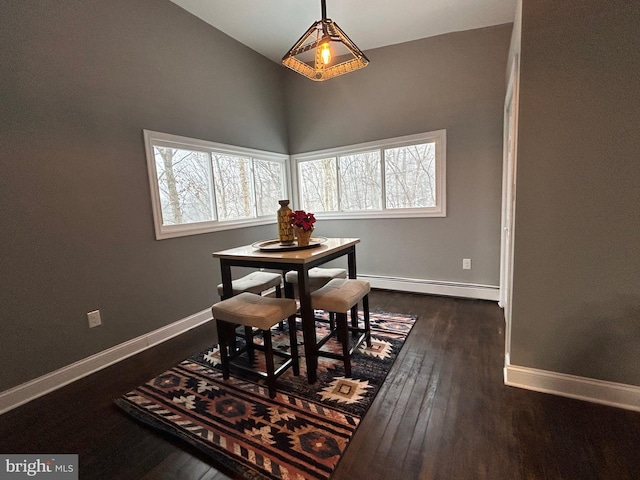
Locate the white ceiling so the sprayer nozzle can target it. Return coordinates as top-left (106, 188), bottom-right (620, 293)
top-left (171, 0), bottom-right (517, 63)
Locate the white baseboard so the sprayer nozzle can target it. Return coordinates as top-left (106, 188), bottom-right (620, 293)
top-left (360, 274), bottom-right (500, 302)
top-left (5, 287), bottom-right (638, 416)
top-left (504, 362), bottom-right (640, 412)
top-left (0, 276), bottom-right (498, 416)
top-left (0, 308), bottom-right (213, 415)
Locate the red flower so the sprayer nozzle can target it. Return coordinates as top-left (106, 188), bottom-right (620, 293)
top-left (290, 210), bottom-right (316, 231)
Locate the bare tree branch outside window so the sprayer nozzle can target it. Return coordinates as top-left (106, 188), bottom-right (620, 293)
top-left (254, 160), bottom-right (284, 217)
top-left (297, 142), bottom-right (437, 214)
top-left (147, 130), bottom-right (443, 239)
top-left (153, 147), bottom-right (285, 225)
top-left (154, 147), bottom-right (213, 225)
top-left (212, 154), bottom-right (253, 220)
top-left (299, 158), bottom-right (338, 212)
top-left (385, 143), bottom-right (436, 209)
top-left (339, 151), bottom-right (382, 210)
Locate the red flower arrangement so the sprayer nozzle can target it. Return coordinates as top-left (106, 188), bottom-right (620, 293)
top-left (289, 210), bottom-right (316, 232)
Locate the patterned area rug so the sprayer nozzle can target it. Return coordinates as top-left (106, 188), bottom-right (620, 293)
top-left (115, 310), bottom-right (416, 480)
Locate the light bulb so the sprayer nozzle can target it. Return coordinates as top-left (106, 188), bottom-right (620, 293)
top-left (320, 41), bottom-right (331, 65)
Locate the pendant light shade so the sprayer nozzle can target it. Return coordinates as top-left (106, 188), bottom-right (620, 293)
top-left (282, 0), bottom-right (369, 81)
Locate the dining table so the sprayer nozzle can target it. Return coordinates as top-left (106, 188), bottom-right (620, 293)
top-left (212, 237), bottom-right (360, 384)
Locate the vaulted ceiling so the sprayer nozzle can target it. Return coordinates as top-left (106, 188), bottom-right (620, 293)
top-left (171, 0), bottom-right (517, 63)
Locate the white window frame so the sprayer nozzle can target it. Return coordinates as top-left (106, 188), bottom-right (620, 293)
top-left (143, 130), bottom-right (290, 240)
top-left (291, 130), bottom-right (446, 219)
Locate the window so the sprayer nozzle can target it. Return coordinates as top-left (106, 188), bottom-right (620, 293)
top-left (144, 130), bottom-right (289, 239)
top-left (293, 130), bottom-right (446, 219)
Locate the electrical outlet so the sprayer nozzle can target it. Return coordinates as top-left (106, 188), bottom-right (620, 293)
top-left (87, 310), bottom-right (102, 328)
top-left (463, 258), bottom-right (472, 270)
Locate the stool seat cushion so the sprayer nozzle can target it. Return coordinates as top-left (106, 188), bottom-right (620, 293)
top-left (311, 279), bottom-right (371, 313)
top-left (212, 293), bottom-right (297, 331)
top-left (217, 271), bottom-right (282, 296)
top-left (285, 268), bottom-right (347, 290)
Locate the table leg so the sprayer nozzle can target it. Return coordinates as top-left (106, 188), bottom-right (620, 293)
top-left (347, 246), bottom-right (357, 278)
top-left (220, 261), bottom-right (233, 300)
top-left (297, 266), bottom-right (317, 384)
top-left (347, 246), bottom-right (358, 328)
top-left (219, 260), bottom-right (237, 353)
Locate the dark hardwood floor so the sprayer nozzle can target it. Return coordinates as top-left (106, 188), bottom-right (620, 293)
top-left (1, 291), bottom-right (639, 479)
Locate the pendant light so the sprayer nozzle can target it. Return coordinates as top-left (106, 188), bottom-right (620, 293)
top-left (282, 0), bottom-right (369, 81)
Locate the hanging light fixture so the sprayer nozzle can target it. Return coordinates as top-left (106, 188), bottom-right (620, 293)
top-left (282, 0), bottom-right (369, 81)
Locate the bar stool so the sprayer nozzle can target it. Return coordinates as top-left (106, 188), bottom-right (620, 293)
top-left (212, 293), bottom-right (299, 398)
top-left (284, 267), bottom-right (347, 294)
top-left (216, 271), bottom-right (282, 298)
top-left (285, 267), bottom-right (347, 330)
top-left (217, 270), bottom-right (285, 336)
top-left (311, 278), bottom-right (371, 377)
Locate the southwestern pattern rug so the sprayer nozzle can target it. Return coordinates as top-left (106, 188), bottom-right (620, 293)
top-left (115, 310), bottom-right (416, 480)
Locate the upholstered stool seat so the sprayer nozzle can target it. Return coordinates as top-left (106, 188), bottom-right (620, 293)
top-left (284, 267), bottom-right (347, 291)
top-left (217, 271), bottom-right (282, 297)
top-left (311, 278), bottom-right (371, 376)
top-left (212, 293), bottom-right (299, 398)
top-left (217, 270), bottom-right (284, 333)
top-left (285, 268), bottom-right (348, 330)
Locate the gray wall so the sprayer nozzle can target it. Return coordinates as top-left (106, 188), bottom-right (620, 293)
top-left (510, 0), bottom-right (640, 385)
top-left (0, 1), bottom-right (511, 392)
top-left (0, 0), bottom-right (287, 391)
top-left (285, 25), bottom-right (512, 286)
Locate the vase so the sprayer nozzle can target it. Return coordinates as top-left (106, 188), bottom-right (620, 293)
top-left (277, 200), bottom-right (295, 245)
top-left (294, 227), bottom-right (314, 247)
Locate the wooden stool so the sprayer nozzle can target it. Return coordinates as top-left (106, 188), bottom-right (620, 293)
top-left (212, 293), bottom-right (299, 398)
top-left (311, 279), bottom-right (371, 377)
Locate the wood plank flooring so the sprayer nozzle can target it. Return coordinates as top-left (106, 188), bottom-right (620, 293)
top-left (1, 291), bottom-right (639, 479)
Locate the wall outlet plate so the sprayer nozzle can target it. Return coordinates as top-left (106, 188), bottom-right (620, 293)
top-left (463, 258), bottom-right (472, 270)
top-left (87, 310), bottom-right (102, 328)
